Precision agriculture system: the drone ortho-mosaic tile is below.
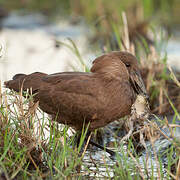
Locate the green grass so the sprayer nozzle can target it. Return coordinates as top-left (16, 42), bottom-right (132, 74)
top-left (55, 38), bottom-right (90, 72)
top-left (0, 85), bottom-right (179, 179)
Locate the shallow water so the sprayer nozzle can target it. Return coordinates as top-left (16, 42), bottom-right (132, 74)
top-left (81, 116), bottom-right (180, 178)
top-left (0, 13), bottom-right (95, 83)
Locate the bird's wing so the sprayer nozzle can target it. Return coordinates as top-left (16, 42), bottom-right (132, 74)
top-left (38, 72), bottom-right (104, 119)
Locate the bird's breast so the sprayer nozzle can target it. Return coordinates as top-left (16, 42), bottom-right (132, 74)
top-left (98, 80), bottom-right (135, 119)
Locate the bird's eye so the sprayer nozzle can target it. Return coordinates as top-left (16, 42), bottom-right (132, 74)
top-left (125, 63), bottom-right (130, 67)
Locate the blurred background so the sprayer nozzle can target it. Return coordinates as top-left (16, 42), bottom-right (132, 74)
top-left (0, 0), bottom-right (180, 81)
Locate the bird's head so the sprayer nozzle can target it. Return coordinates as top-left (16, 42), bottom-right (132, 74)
top-left (91, 51), bottom-right (149, 100)
top-left (115, 51), bottom-right (149, 100)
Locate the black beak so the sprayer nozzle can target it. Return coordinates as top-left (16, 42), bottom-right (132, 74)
top-left (130, 71), bottom-right (149, 101)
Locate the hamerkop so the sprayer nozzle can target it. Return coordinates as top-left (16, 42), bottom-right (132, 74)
top-left (5, 51), bottom-right (148, 154)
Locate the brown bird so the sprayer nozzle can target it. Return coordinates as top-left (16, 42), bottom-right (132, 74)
top-left (5, 51), bottom-right (148, 155)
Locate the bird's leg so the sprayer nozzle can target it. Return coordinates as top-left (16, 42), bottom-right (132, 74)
top-left (86, 131), bottom-right (116, 157)
top-left (89, 139), bottom-right (116, 157)
top-left (76, 132), bottom-right (81, 148)
top-left (76, 131), bottom-right (116, 157)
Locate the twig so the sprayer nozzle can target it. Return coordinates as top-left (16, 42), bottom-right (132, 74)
top-left (148, 120), bottom-right (180, 151)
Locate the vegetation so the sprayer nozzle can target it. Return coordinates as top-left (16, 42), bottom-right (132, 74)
top-left (0, 0), bottom-right (180, 27)
top-left (0, 85), bottom-right (179, 179)
top-left (0, 0), bottom-right (180, 179)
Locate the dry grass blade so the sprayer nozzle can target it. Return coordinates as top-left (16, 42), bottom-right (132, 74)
top-left (122, 11), bottom-right (130, 51)
top-left (27, 151), bottom-right (42, 178)
top-left (81, 133), bottom-right (92, 159)
top-left (165, 168), bottom-right (176, 180)
top-left (176, 158), bottom-right (180, 180)
top-left (127, 149), bottom-right (145, 180)
top-left (159, 84), bottom-right (164, 114)
top-left (53, 166), bottom-right (66, 178)
top-left (169, 124), bottom-right (180, 128)
top-left (168, 65), bottom-right (180, 88)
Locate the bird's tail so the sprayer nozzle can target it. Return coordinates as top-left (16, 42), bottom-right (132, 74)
top-left (4, 72), bottom-right (47, 93)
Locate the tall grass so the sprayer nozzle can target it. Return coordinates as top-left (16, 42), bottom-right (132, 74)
top-left (0, 87), bottom-right (93, 179)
